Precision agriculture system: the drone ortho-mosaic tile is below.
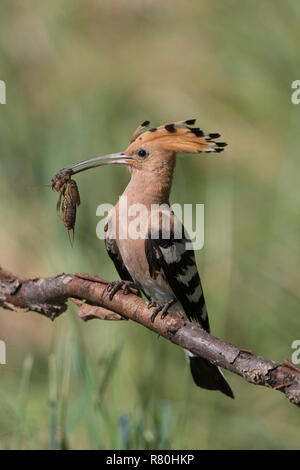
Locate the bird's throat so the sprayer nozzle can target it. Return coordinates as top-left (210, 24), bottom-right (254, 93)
top-left (123, 167), bottom-right (175, 207)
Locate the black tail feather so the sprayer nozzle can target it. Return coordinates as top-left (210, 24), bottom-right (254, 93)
top-left (189, 356), bottom-right (234, 399)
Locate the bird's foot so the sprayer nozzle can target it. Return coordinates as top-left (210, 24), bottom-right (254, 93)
top-left (106, 280), bottom-right (139, 300)
top-left (148, 299), bottom-right (177, 323)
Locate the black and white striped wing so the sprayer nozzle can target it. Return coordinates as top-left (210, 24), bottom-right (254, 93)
top-left (145, 227), bottom-right (210, 331)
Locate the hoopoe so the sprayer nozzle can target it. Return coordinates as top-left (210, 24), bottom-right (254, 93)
top-left (67, 119), bottom-right (234, 398)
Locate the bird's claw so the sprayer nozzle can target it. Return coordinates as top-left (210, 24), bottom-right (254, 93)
top-left (149, 299), bottom-right (177, 323)
top-left (107, 280), bottom-right (139, 300)
top-left (147, 301), bottom-right (156, 309)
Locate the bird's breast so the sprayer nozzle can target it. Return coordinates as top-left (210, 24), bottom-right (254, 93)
top-left (107, 202), bottom-right (180, 307)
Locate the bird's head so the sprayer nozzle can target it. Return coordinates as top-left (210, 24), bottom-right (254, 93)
top-left (66, 119), bottom-right (227, 177)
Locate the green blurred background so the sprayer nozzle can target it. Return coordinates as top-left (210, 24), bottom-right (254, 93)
top-left (0, 0), bottom-right (300, 450)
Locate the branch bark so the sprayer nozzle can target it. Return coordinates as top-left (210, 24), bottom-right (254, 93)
top-left (1, 266), bottom-right (299, 407)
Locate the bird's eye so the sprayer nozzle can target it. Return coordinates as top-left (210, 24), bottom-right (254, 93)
top-left (137, 148), bottom-right (148, 158)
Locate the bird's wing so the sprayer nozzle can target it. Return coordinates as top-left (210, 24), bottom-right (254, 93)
top-left (105, 235), bottom-right (135, 283)
top-left (104, 209), bottom-right (134, 282)
top-left (145, 210), bottom-right (210, 330)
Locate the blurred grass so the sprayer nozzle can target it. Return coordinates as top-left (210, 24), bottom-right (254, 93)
top-left (1, 0), bottom-right (300, 449)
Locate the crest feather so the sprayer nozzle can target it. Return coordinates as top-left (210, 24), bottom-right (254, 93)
top-left (127, 119), bottom-right (227, 154)
top-left (129, 120), bottom-right (150, 143)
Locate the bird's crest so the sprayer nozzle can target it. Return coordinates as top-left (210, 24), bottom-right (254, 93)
top-left (128, 119), bottom-right (227, 154)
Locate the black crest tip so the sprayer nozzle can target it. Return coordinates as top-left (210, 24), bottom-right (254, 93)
top-left (185, 119), bottom-right (196, 125)
top-left (165, 124), bottom-right (176, 133)
top-left (189, 127), bottom-right (204, 137)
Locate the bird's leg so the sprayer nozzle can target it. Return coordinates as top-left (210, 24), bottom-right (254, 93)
top-left (106, 280), bottom-right (140, 300)
top-left (149, 298), bottom-right (177, 323)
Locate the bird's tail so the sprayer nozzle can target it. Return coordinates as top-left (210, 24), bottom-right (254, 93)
top-left (189, 354), bottom-right (234, 399)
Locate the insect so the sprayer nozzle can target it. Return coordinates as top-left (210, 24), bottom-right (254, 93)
top-left (51, 168), bottom-right (80, 244)
top-left (51, 168), bottom-right (74, 193)
top-left (51, 153), bottom-right (111, 242)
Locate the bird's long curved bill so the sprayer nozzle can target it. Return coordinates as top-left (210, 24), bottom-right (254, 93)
top-left (66, 152), bottom-right (131, 175)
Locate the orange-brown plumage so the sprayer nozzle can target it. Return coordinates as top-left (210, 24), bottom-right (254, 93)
top-left (126, 119), bottom-right (226, 156)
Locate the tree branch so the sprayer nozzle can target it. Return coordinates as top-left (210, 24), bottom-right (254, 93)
top-left (1, 266), bottom-right (299, 407)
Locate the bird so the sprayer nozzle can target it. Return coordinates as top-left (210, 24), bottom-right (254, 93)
top-left (67, 119), bottom-right (234, 398)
